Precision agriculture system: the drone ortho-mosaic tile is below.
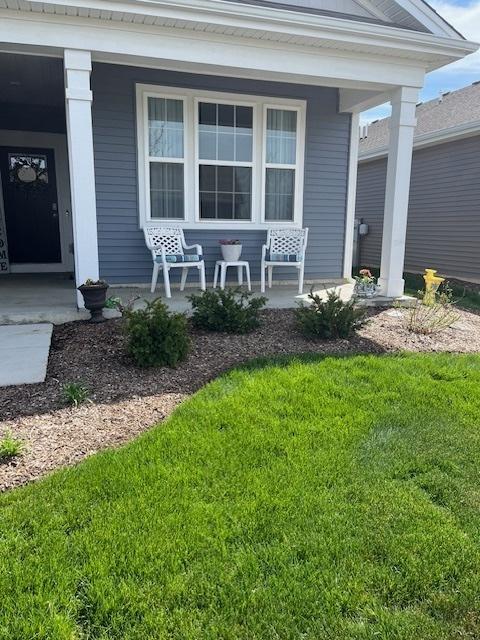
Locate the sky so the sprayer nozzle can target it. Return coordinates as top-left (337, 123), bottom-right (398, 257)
top-left (361, 0), bottom-right (480, 123)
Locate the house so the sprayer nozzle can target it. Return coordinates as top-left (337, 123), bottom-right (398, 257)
top-left (0, 0), bottom-right (476, 308)
top-left (356, 82), bottom-right (480, 284)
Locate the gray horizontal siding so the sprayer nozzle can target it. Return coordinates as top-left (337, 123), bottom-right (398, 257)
top-left (92, 63), bottom-right (351, 284)
top-left (356, 135), bottom-right (480, 282)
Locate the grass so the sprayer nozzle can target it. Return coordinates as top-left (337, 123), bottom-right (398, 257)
top-left (1, 353), bottom-right (480, 639)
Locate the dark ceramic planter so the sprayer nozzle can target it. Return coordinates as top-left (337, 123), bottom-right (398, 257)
top-left (78, 283), bottom-right (109, 323)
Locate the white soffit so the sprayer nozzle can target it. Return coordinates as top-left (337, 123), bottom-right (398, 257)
top-left (0, 0), bottom-right (476, 71)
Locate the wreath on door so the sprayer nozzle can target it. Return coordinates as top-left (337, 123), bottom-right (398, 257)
top-left (9, 155), bottom-right (49, 188)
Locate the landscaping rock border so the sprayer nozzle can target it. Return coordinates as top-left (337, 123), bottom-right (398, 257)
top-left (1, 307), bottom-right (480, 491)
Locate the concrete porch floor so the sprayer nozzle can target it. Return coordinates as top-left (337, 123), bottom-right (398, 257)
top-left (0, 274), bottom-right (356, 324)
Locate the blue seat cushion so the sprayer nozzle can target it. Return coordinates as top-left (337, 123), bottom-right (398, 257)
top-left (156, 254), bottom-right (203, 263)
top-left (267, 252), bottom-right (301, 263)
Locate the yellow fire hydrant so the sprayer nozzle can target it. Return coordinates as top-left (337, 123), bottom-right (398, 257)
top-left (423, 269), bottom-right (444, 306)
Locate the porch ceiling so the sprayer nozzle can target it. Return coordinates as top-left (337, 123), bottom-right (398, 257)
top-left (0, 53), bottom-right (64, 107)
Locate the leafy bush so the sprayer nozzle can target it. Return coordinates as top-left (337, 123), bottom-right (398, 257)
top-left (0, 431), bottom-right (24, 461)
top-left (62, 382), bottom-right (90, 407)
top-left (105, 296), bottom-right (122, 310)
top-left (295, 289), bottom-right (368, 339)
top-left (124, 299), bottom-right (190, 367)
top-left (404, 283), bottom-right (460, 335)
top-left (188, 287), bottom-right (267, 334)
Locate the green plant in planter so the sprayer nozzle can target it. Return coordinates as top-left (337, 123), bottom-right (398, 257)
top-left (188, 287), bottom-right (267, 334)
top-left (295, 289), bottom-right (368, 339)
top-left (0, 431), bottom-right (24, 462)
top-left (124, 299), bottom-right (190, 368)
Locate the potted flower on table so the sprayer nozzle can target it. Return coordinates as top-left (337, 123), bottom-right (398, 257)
top-left (220, 239), bottom-right (242, 262)
top-left (353, 269), bottom-right (379, 298)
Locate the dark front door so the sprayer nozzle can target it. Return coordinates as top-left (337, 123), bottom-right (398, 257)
top-left (0, 147), bottom-right (61, 264)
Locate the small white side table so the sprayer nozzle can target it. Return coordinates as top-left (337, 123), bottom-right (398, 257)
top-left (213, 260), bottom-right (251, 291)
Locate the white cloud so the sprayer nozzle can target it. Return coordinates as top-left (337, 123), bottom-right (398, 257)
top-left (429, 1), bottom-right (480, 73)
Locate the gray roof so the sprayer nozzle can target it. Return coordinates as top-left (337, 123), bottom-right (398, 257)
top-left (359, 82), bottom-right (480, 154)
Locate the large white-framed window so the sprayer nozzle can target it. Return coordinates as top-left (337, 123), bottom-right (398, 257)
top-left (195, 97), bottom-right (257, 223)
top-left (136, 84), bottom-right (306, 230)
top-left (263, 105), bottom-right (303, 223)
top-left (143, 92), bottom-right (188, 221)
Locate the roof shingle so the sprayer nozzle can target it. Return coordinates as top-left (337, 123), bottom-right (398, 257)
top-left (359, 82), bottom-right (480, 154)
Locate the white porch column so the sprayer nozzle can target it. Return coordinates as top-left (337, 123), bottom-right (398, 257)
top-left (343, 112), bottom-right (360, 279)
top-left (378, 86), bottom-right (418, 298)
top-left (64, 49), bottom-right (99, 307)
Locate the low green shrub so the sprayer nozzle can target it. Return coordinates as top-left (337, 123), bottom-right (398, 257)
top-left (124, 299), bottom-right (190, 367)
top-left (295, 289), bottom-right (368, 339)
top-left (188, 287), bottom-right (267, 334)
top-left (62, 382), bottom-right (90, 406)
top-left (0, 431), bottom-right (24, 461)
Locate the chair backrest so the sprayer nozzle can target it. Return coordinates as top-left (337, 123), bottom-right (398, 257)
top-left (144, 226), bottom-right (184, 257)
top-left (268, 228), bottom-right (308, 257)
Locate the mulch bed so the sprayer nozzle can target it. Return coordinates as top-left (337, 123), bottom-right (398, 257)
top-left (1, 307), bottom-right (480, 491)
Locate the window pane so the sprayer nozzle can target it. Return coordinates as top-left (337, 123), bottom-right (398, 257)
top-left (198, 102), bottom-right (253, 162)
top-left (217, 166), bottom-right (233, 192)
top-left (234, 193), bottom-right (251, 220)
top-left (235, 134), bottom-right (252, 162)
top-left (236, 105), bottom-right (253, 130)
top-left (265, 168), bottom-right (294, 221)
top-left (150, 163), bottom-right (184, 219)
top-left (266, 108), bottom-right (297, 165)
top-left (199, 165), bottom-right (252, 220)
top-left (199, 102), bottom-right (216, 126)
top-left (218, 103), bottom-right (234, 129)
top-left (217, 193), bottom-right (234, 220)
top-left (148, 97), bottom-right (184, 158)
top-left (200, 192), bottom-right (216, 219)
top-left (234, 166), bottom-right (251, 193)
top-left (218, 133), bottom-right (235, 161)
top-left (199, 131), bottom-right (216, 160)
top-left (199, 164), bottom-right (216, 192)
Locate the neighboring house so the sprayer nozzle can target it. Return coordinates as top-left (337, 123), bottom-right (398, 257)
top-left (357, 83), bottom-right (480, 283)
top-left (0, 0), bottom-right (476, 306)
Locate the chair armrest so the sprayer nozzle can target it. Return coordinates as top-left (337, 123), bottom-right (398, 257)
top-left (184, 243), bottom-right (203, 255)
top-left (261, 244), bottom-right (268, 260)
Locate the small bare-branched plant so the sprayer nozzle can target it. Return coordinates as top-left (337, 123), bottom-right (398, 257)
top-left (404, 283), bottom-right (460, 335)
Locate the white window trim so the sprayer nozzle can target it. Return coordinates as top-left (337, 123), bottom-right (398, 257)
top-left (136, 83), bottom-right (306, 230)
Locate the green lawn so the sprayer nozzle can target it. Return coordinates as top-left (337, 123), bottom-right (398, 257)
top-left (2, 354), bottom-right (480, 639)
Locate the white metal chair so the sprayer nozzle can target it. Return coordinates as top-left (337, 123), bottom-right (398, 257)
top-left (261, 228), bottom-right (309, 294)
top-left (144, 227), bottom-right (206, 298)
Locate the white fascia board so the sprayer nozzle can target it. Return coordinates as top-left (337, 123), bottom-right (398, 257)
top-left (358, 120), bottom-right (480, 161)
top-left (0, 10), bottom-right (429, 89)
top-left (11, 0), bottom-right (479, 68)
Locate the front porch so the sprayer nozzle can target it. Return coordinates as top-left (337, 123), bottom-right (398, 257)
top-left (0, 273), bottom-right (357, 324)
top-left (0, 1), bottom-right (475, 316)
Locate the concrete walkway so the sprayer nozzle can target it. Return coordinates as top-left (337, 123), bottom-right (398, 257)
top-left (0, 324), bottom-right (53, 387)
